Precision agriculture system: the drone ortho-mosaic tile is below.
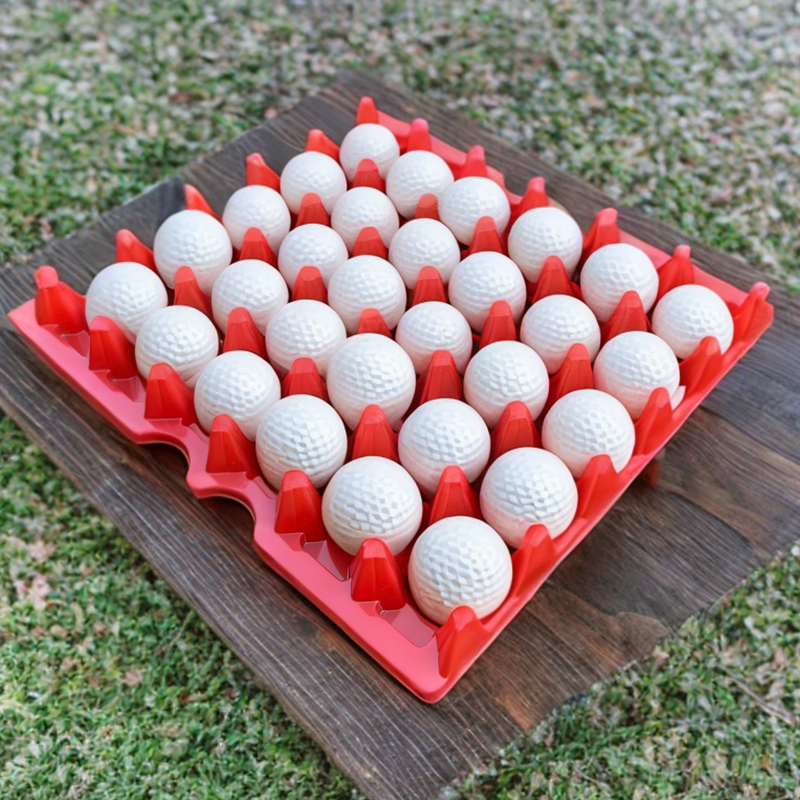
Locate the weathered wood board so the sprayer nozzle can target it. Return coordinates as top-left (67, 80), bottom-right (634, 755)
top-left (1, 72), bottom-right (799, 800)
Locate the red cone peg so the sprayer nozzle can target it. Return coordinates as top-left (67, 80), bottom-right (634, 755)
top-left (428, 465), bottom-right (481, 526)
top-left (352, 158), bottom-right (385, 192)
top-left (206, 414), bottom-right (260, 478)
top-left (733, 282), bottom-right (772, 342)
top-left (509, 524), bottom-right (557, 595)
top-left (274, 470), bottom-right (327, 542)
top-left (357, 308), bottom-right (392, 337)
top-left (305, 129), bottom-right (340, 161)
top-left (546, 343), bottom-right (594, 413)
top-left (413, 192), bottom-right (440, 220)
top-left (245, 152), bottom-right (281, 190)
top-left (88, 316), bottom-right (138, 379)
top-left (490, 401), bottom-right (541, 461)
top-left (416, 349), bottom-right (463, 406)
top-left (291, 265), bottom-right (327, 303)
top-left (350, 538), bottom-right (407, 609)
top-left (184, 184), bottom-right (220, 220)
top-left (115, 229), bottom-right (156, 272)
top-left (528, 255), bottom-right (582, 305)
top-left (352, 226), bottom-right (388, 259)
top-left (511, 177), bottom-right (550, 223)
top-left (656, 244), bottom-right (694, 302)
top-left (356, 96), bottom-right (380, 125)
top-left (633, 386), bottom-right (675, 456)
top-left (436, 605), bottom-right (485, 677)
top-left (466, 215), bottom-right (504, 257)
top-left (173, 266), bottom-right (213, 318)
top-left (575, 454), bottom-right (620, 520)
top-left (679, 336), bottom-right (724, 397)
top-left (295, 192), bottom-right (330, 227)
top-left (600, 290), bottom-right (650, 344)
top-left (411, 266), bottom-right (447, 306)
top-left (236, 227), bottom-right (278, 266)
top-left (34, 266), bottom-right (87, 333)
top-left (351, 404), bottom-right (399, 461)
top-left (143, 362), bottom-right (197, 424)
top-left (458, 145), bottom-right (489, 179)
top-left (580, 207), bottom-right (620, 264)
top-left (282, 357), bottom-right (328, 402)
top-left (406, 118), bottom-right (432, 152)
top-left (479, 300), bottom-right (517, 348)
top-left (222, 307), bottom-right (267, 360)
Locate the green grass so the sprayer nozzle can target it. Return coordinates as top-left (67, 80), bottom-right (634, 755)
top-left (1, 1), bottom-right (799, 797)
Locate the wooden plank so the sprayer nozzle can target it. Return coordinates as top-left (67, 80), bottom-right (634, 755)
top-left (1, 71), bottom-right (799, 800)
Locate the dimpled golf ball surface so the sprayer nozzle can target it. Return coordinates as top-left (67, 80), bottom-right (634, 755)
top-left (580, 243), bottom-right (659, 323)
top-left (542, 389), bottom-right (635, 478)
top-left (385, 150), bottom-right (454, 218)
top-left (322, 457), bottom-right (423, 556)
top-left (507, 207), bottom-right (584, 282)
top-left (85, 261), bottom-right (168, 342)
top-left (211, 259), bottom-right (289, 334)
top-left (326, 255), bottom-right (407, 334)
top-left (439, 177), bottom-right (511, 245)
top-left (395, 302), bottom-right (474, 374)
top-left (277, 224), bottom-right (348, 288)
top-left (193, 351), bottom-right (281, 440)
top-left (398, 399), bottom-right (491, 497)
top-left (326, 334), bottom-right (416, 430)
top-left (594, 331), bottom-right (681, 419)
top-left (448, 251), bottom-right (527, 331)
top-left (256, 395), bottom-right (347, 490)
top-left (331, 187), bottom-right (400, 251)
top-left (387, 218), bottom-right (461, 289)
top-left (338, 123), bottom-right (400, 180)
top-left (652, 284), bottom-right (734, 359)
top-left (221, 185), bottom-right (291, 250)
top-left (265, 300), bottom-right (346, 377)
top-left (520, 294), bottom-right (602, 374)
top-left (153, 210), bottom-right (232, 293)
top-left (279, 151), bottom-right (347, 214)
top-left (134, 305), bottom-right (219, 388)
top-left (409, 517), bottom-right (513, 625)
top-left (463, 341), bottom-right (549, 428)
top-left (480, 448), bottom-right (578, 548)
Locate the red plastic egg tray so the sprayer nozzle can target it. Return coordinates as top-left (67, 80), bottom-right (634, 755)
top-left (7, 96), bottom-right (774, 702)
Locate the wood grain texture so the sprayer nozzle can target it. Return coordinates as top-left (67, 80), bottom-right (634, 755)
top-left (1, 72), bottom-right (799, 800)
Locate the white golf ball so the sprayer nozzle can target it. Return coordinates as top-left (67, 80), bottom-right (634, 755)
top-left (338, 123), bottom-right (400, 180)
top-left (153, 209), bottom-right (232, 293)
top-left (326, 334), bottom-right (416, 430)
top-left (480, 447), bottom-right (578, 548)
top-left (408, 516), bottom-right (512, 625)
top-left (135, 305), bottom-right (219, 387)
top-left (85, 261), bottom-right (168, 342)
top-left (279, 151), bottom-right (347, 214)
top-left (438, 177), bottom-right (511, 245)
top-left (277, 224), bottom-right (348, 289)
top-left (321, 457), bottom-right (423, 556)
top-left (507, 206), bottom-right (584, 282)
top-left (221, 185), bottom-right (291, 250)
top-left (652, 284), bottom-right (734, 359)
top-left (387, 218), bottom-right (461, 289)
top-left (255, 394), bottom-right (347, 490)
top-left (265, 300), bottom-right (346, 378)
top-left (398, 399), bottom-right (491, 497)
top-left (519, 294), bottom-right (602, 374)
top-left (394, 302), bottom-right (474, 374)
top-left (330, 187), bottom-right (400, 251)
top-left (211, 259), bottom-right (289, 334)
top-left (463, 341), bottom-right (549, 428)
top-left (385, 150), bottom-right (454, 218)
top-left (193, 350), bottom-right (281, 440)
top-left (580, 243), bottom-right (659, 323)
top-left (593, 331), bottom-right (681, 419)
top-left (542, 388), bottom-right (635, 478)
top-left (326, 255), bottom-right (407, 334)
top-left (447, 250), bottom-right (527, 332)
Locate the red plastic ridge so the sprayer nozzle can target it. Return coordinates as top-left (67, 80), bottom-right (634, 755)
top-left (296, 192), bottom-right (330, 227)
top-left (115, 229), bottom-right (156, 272)
top-left (281, 357), bottom-right (328, 402)
top-left (206, 414), bottom-right (260, 478)
top-left (581, 207), bottom-right (620, 264)
top-left (416, 349), bottom-right (463, 406)
top-left (466, 215), bottom-right (504, 257)
top-left (245, 153), bottom-right (281, 191)
top-left (411, 266), bottom-right (447, 306)
top-left (291, 266), bottom-right (327, 303)
top-left (428, 465), bottom-right (481, 526)
top-left (510, 177), bottom-right (550, 223)
top-left (527, 256), bottom-right (582, 305)
top-left (575, 454), bottom-right (619, 519)
top-left (413, 193), bottom-right (440, 221)
top-left (305, 129), bottom-right (340, 160)
top-left (490, 401), bottom-right (541, 461)
top-left (352, 226), bottom-right (388, 259)
top-left (680, 336), bottom-right (724, 397)
top-left (436, 606), bottom-right (484, 679)
top-left (274, 470), bottom-right (327, 542)
top-left (173, 266), bottom-right (213, 319)
top-left (633, 387), bottom-right (674, 456)
top-left (352, 158), bottom-right (385, 192)
top-left (479, 300), bottom-right (517, 348)
top-left (34, 266), bottom-right (87, 333)
top-left (545, 343), bottom-right (594, 414)
top-left (144, 363), bottom-right (197, 425)
top-left (356, 96), bottom-right (380, 125)
top-left (510, 525), bottom-right (557, 596)
top-left (350, 538), bottom-right (407, 609)
top-left (236, 227), bottom-right (278, 266)
top-left (600, 290), bottom-right (651, 344)
top-left (184, 184), bottom-right (220, 220)
top-left (406, 118), bottom-right (432, 152)
top-left (357, 308), bottom-right (392, 337)
top-left (733, 282), bottom-right (772, 341)
top-left (351, 404), bottom-right (399, 461)
top-left (88, 316), bottom-right (138, 379)
top-left (222, 307), bottom-right (268, 360)
top-left (656, 244), bottom-right (694, 302)
top-left (458, 145), bottom-right (489, 179)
